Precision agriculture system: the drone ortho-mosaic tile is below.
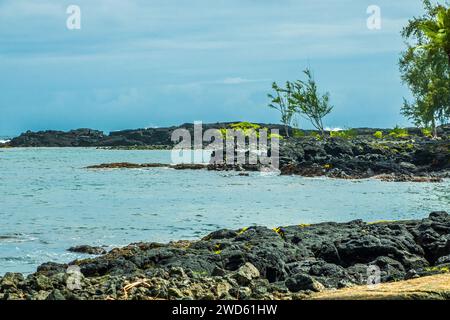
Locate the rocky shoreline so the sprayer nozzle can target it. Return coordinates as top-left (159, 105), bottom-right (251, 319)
top-left (1, 211), bottom-right (449, 300)
top-left (84, 136), bottom-right (450, 182)
top-left (278, 136), bottom-right (450, 181)
top-left (2, 123), bottom-right (449, 182)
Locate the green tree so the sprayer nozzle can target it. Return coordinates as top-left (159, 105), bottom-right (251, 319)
top-left (400, 0), bottom-right (450, 137)
top-left (419, 4), bottom-right (450, 64)
top-left (290, 69), bottom-right (333, 138)
top-left (268, 82), bottom-right (296, 137)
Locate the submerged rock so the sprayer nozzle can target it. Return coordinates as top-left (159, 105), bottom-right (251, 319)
top-left (86, 163), bottom-right (168, 169)
top-left (68, 245), bottom-right (107, 255)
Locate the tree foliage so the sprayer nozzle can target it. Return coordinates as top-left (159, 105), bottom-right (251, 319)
top-left (268, 69), bottom-right (333, 138)
top-left (418, 4), bottom-right (450, 64)
top-left (267, 82), bottom-right (296, 137)
top-left (400, 0), bottom-right (450, 137)
top-left (290, 69), bottom-right (333, 137)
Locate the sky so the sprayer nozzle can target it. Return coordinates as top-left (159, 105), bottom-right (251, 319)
top-left (0, 0), bottom-right (428, 136)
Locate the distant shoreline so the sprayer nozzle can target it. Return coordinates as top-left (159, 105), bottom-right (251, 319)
top-left (2, 123), bottom-right (449, 183)
top-left (4, 122), bottom-right (449, 148)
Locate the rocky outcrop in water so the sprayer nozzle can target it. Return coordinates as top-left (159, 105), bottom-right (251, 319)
top-left (67, 246), bottom-right (107, 255)
top-left (1, 211), bottom-right (449, 300)
top-left (278, 136), bottom-right (450, 181)
top-left (7, 124), bottom-right (450, 181)
top-left (83, 137), bottom-right (450, 181)
top-left (85, 162), bottom-right (209, 170)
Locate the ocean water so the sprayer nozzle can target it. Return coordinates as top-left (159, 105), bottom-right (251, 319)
top-left (0, 148), bottom-right (449, 275)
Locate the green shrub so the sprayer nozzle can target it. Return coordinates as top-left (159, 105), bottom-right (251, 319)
top-left (310, 132), bottom-right (323, 140)
top-left (329, 131), bottom-right (340, 138)
top-left (344, 128), bottom-right (358, 139)
top-left (219, 122), bottom-right (260, 138)
top-left (292, 128), bottom-right (305, 138)
top-left (220, 122), bottom-right (283, 140)
top-left (268, 133), bottom-right (284, 140)
top-left (230, 122), bottom-right (261, 131)
top-left (388, 126), bottom-right (409, 139)
top-left (421, 128), bottom-right (433, 138)
top-left (373, 131), bottom-right (383, 139)
top-left (219, 128), bottom-right (229, 139)
top-left (329, 129), bottom-right (357, 139)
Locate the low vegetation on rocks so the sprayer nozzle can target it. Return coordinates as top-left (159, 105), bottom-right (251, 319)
top-left (278, 127), bottom-right (450, 181)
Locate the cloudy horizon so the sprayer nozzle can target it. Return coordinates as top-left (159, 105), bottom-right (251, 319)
top-left (0, 0), bottom-right (426, 135)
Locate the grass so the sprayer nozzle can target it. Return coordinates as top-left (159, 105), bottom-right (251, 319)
top-left (425, 266), bottom-right (450, 273)
top-left (308, 273), bottom-right (450, 300)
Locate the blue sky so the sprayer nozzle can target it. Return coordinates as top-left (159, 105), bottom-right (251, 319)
top-left (0, 0), bottom-right (426, 135)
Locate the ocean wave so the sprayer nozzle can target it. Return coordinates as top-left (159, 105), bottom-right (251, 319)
top-left (0, 139), bottom-right (10, 144)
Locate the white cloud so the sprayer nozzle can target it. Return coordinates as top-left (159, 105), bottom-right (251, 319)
top-left (272, 18), bottom-right (407, 38)
top-left (162, 77), bottom-right (270, 93)
top-left (325, 127), bottom-right (344, 132)
top-left (0, 0), bottom-right (414, 62)
top-left (0, 0), bottom-right (63, 18)
top-left (221, 77), bottom-right (268, 85)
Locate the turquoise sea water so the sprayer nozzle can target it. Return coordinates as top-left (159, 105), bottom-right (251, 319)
top-left (0, 148), bottom-right (449, 275)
